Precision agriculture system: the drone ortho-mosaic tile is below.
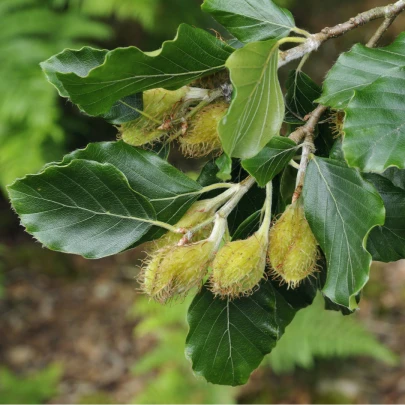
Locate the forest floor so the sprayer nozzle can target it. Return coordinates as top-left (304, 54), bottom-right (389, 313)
top-left (1, 202), bottom-right (405, 404)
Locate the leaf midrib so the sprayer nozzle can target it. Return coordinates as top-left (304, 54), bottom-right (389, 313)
top-left (61, 65), bottom-right (224, 86)
top-left (230, 42), bottom-right (279, 150)
top-left (13, 190), bottom-right (154, 224)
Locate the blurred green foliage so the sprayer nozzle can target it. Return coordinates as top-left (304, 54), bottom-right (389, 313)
top-left (0, 245), bottom-right (5, 298)
top-left (0, 0), bottom-right (111, 189)
top-left (268, 294), bottom-right (398, 373)
top-left (0, 0), bottom-right (290, 191)
top-left (0, 0), bottom-right (208, 191)
top-left (0, 364), bottom-right (62, 404)
top-left (129, 292), bottom-right (396, 404)
top-left (78, 0), bottom-right (207, 36)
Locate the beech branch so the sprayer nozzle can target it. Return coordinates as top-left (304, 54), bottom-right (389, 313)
top-left (279, 0), bottom-right (405, 68)
top-left (289, 105), bottom-right (327, 203)
top-left (288, 104), bottom-right (327, 145)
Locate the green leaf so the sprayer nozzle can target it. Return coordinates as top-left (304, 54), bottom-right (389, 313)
top-left (314, 122), bottom-right (336, 158)
top-left (40, 47), bottom-right (143, 123)
top-left (227, 177), bottom-right (265, 233)
top-left (323, 295), bottom-right (357, 316)
top-left (215, 154), bottom-right (232, 181)
top-left (41, 24), bottom-right (234, 116)
top-left (285, 70), bottom-right (321, 124)
top-left (201, 0), bottom-right (295, 42)
top-left (102, 94), bottom-right (144, 125)
top-left (275, 277), bottom-right (319, 311)
top-left (197, 161), bottom-right (221, 187)
top-left (8, 160), bottom-right (156, 259)
top-left (318, 33), bottom-right (405, 109)
top-left (186, 281), bottom-right (296, 386)
top-left (365, 174), bottom-right (405, 262)
top-left (220, 39), bottom-right (284, 159)
top-left (0, 364), bottom-right (62, 404)
top-left (242, 136), bottom-right (298, 187)
top-left (232, 210), bottom-right (261, 240)
top-left (41, 47), bottom-right (107, 97)
top-left (303, 157), bottom-right (385, 309)
top-left (279, 165), bottom-right (297, 206)
top-left (381, 167), bottom-right (405, 190)
top-left (343, 71), bottom-right (405, 172)
top-left (58, 141), bottom-right (202, 239)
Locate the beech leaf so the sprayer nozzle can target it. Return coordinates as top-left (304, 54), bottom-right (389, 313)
top-left (219, 39), bottom-right (284, 159)
top-left (41, 24), bottom-right (234, 116)
top-left (303, 157), bottom-right (385, 309)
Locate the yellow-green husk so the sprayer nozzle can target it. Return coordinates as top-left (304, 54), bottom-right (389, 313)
top-left (140, 240), bottom-right (215, 303)
top-left (120, 87), bottom-right (188, 146)
top-left (210, 232), bottom-right (268, 299)
top-left (179, 101), bottom-right (227, 157)
top-left (268, 201), bottom-right (318, 288)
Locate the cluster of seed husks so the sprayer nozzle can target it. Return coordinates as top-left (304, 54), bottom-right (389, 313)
top-left (139, 195), bottom-right (319, 304)
top-left (119, 87), bottom-right (227, 157)
top-left (139, 200), bottom-right (215, 303)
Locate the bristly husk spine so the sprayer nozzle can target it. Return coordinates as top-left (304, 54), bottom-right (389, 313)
top-left (179, 101), bottom-right (228, 157)
top-left (268, 199), bottom-right (318, 288)
top-left (329, 109), bottom-right (345, 138)
top-left (140, 240), bottom-right (215, 304)
top-left (139, 189), bottom-right (242, 303)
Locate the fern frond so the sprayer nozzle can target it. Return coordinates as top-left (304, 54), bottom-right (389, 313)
top-left (268, 294), bottom-right (398, 373)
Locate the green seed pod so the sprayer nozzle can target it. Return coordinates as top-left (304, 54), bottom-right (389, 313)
top-left (179, 101), bottom-right (227, 157)
top-left (268, 201), bottom-right (318, 288)
top-left (140, 240), bottom-right (215, 303)
top-left (210, 232), bottom-right (268, 299)
top-left (119, 87), bottom-right (189, 146)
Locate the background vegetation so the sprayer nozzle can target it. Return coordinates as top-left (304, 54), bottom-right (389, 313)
top-left (1, 0), bottom-right (405, 403)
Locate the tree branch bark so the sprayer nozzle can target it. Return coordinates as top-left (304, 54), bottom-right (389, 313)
top-left (288, 105), bottom-right (327, 202)
top-left (278, 0), bottom-right (405, 68)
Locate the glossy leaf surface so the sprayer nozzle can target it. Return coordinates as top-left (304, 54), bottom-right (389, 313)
top-left (365, 174), bottom-right (405, 262)
top-left (8, 160), bottom-right (156, 259)
top-left (201, 0), bottom-right (295, 42)
top-left (343, 71), bottom-right (405, 172)
top-left (219, 39), bottom-right (284, 159)
top-left (242, 136), bottom-right (298, 187)
top-left (59, 141), bottom-right (202, 227)
top-left (285, 70), bottom-right (321, 124)
top-left (318, 33), bottom-right (405, 109)
top-left (41, 24), bottom-right (234, 116)
top-left (186, 281), bottom-right (296, 386)
top-left (303, 157), bottom-right (384, 309)
top-left (41, 47), bottom-right (143, 123)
